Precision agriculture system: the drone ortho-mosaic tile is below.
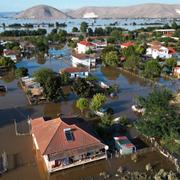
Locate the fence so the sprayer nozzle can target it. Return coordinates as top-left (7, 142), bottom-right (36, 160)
top-left (146, 136), bottom-right (180, 173)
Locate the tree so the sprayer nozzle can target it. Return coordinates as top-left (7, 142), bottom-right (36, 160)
top-left (104, 51), bottom-right (119, 67)
top-left (80, 22), bottom-right (88, 33)
top-left (79, 34), bottom-right (84, 41)
top-left (94, 27), bottom-right (105, 36)
top-left (15, 67), bottom-right (28, 78)
top-left (165, 58), bottom-right (176, 72)
top-left (136, 89), bottom-right (180, 140)
top-left (60, 72), bottom-right (71, 86)
top-left (33, 68), bottom-right (55, 87)
top-left (0, 56), bottom-right (15, 69)
top-left (43, 76), bottom-right (64, 102)
top-left (88, 28), bottom-right (94, 36)
top-left (72, 78), bottom-right (102, 98)
top-left (100, 113), bottom-right (113, 128)
top-left (76, 98), bottom-right (89, 113)
top-left (72, 27), bottom-right (79, 32)
top-left (90, 93), bottom-right (106, 111)
top-left (123, 55), bottom-right (140, 72)
top-left (101, 45), bottom-right (118, 60)
top-left (110, 29), bottom-right (121, 40)
top-left (142, 59), bottom-right (161, 79)
top-left (171, 20), bottom-right (178, 29)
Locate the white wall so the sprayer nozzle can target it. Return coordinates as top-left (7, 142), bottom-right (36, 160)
top-left (77, 43), bottom-right (90, 54)
top-left (72, 56), bottom-right (96, 67)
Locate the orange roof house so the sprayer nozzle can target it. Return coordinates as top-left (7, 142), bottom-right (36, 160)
top-left (120, 42), bottom-right (135, 49)
top-left (31, 117), bottom-right (108, 173)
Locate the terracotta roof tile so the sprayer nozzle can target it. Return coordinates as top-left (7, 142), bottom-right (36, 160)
top-left (79, 41), bottom-right (95, 46)
top-left (31, 117), bottom-right (105, 156)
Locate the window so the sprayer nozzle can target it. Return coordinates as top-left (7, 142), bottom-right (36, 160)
top-left (64, 128), bottom-right (74, 141)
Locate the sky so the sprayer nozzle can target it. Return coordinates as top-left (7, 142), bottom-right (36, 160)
top-left (0, 0), bottom-right (179, 12)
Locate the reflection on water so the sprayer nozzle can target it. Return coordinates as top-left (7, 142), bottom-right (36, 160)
top-left (101, 66), bottom-right (120, 80)
top-left (43, 103), bottom-right (61, 118)
top-left (16, 48), bottom-right (71, 75)
top-left (36, 53), bottom-right (46, 65)
top-left (1, 70), bottom-right (16, 83)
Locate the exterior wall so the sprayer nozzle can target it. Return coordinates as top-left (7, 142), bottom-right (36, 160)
top-left (4, 54), bottom-right (17, 62)
top-left (115, 140), bottom-right (136, 155)
top-left (32, 134), bottom-right (39, 150)
top-left (174, 67), bottom-right (180, 78)
top-left (146, 47), bottom-right (172, 59)
top-left (77, 43), bottom-right (90, 54)
top-left (72, 56), bottom-right (96, 68)
top-left (43, 148), bottom-right (107, 173)
top-left (70, 71), bottom-right (89, 78)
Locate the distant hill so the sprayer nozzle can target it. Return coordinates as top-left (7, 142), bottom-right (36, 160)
top-left (68, 3), bottom-right (180, 18)
top-left (15, 5), bottom-right (70, 19)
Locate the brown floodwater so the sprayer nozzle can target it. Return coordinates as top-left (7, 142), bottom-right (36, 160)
top-left (0, 120), bottom-right (176, 180)
top-left (0, 56), bottom-right (179, 179)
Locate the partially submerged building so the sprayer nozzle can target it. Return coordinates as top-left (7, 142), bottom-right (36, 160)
top-left (72, 53), bottom-right (96, 68)
top-left (146, 41), bottom-right (176, 59)
top-left (114, 136), bottom-right (136, 155)
top-left (60, 67), bottom-right (89, 78)
top-left (31, 117), bottom-right (108, 173)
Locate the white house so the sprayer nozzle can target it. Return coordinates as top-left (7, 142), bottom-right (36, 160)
top-left (72, 54), bottom-right (96, 68)
top-left (77, 41), bottom-right (95, 54)
top-left (31, 117), bottom-right (108, 173)
top-left (92, 41), bottom-right (107, 50)
top-left (3, 49), bottom-right (18, 62)
top-left (173, 66), bottom-right (180, 78)
top-left (146, 41), bottom-right (176, 59)
top-left (60, 67), bottom-right (89, 78)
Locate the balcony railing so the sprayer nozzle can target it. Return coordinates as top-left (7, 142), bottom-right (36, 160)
top-left (49, 153), bottom-right (107, 173)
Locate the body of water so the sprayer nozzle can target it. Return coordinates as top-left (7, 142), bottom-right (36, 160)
top-left (0, 17), bottom-right (174, 33)
top-left (0, 45), bottom-right (179, 179)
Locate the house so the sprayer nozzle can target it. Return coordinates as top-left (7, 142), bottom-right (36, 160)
top-left (3, 49), bottom-right (18, 62)
top-left (92, 41), bottom-right (107, 50)
top-left (60, 67), bottom-right (89, 78)
top-left (173, 67), bottom-right (180, 78)
top-left (19, 41), bottom-right (35, 53)
top-left (114, 136), bottom-right (136, 155)
top-left (77, 41), bottom-right (95, 54)
top-left (155, 29), bottom-right (175, 36)
top-left (120, 42), bottom-right (135, 49)
top-left (72, 53), bottom-right (96, 68)
top-left (31, 117), bottom-right (108, 173)
top-left (146, 41), bottom-right (176, 59)
top-left (173, 60), bottom-right (180, 78)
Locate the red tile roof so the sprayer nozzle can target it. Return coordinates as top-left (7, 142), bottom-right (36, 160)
top-left (114, 136), bottom-right (135, 149)
top-left (31, 117), bottom-right (105, 156)
top-left (62, 67), bottom-right (88, 73)
top-left (3, 49), bottom-right (18, 55)
top-left (167, 47), bottom-right (176, 54)
top-left (79, 41), bottom-right (95, 46)
top-left (121, 42), bottom-right (135, 47)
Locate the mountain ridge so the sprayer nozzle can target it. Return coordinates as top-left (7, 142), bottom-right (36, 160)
top-left (15, 5), bottom-right (70, 19)
top-left (14, 3), bottom-right (180, 19)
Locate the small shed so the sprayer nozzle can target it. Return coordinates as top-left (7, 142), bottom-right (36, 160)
top-left (114, 136), bottom-right (136, 155)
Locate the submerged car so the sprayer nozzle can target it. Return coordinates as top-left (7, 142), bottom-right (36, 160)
top-left (95, 107), bottom-right (114, 117)
top-left (131, 105), bottom-right (145, 114)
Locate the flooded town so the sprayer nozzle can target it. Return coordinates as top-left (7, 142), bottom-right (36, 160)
top-left (0, 1), bottom-right (180, 180)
